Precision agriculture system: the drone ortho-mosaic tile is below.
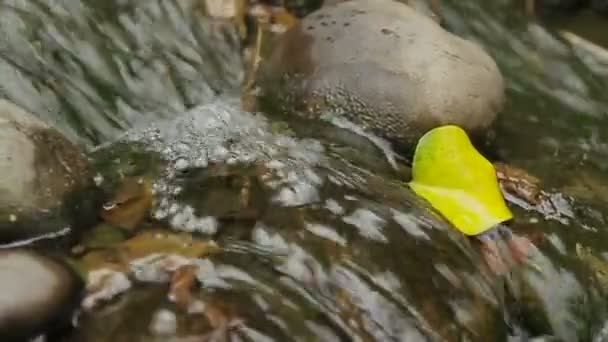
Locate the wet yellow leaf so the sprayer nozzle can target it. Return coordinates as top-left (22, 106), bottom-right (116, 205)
top-left (409, 125), bottom-right (513, 236)
top-left (101, 177), bottom-right (153, 230)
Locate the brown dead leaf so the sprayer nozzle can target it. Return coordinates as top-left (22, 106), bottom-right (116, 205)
top-left (79, 230), bottom-right (221, 273)
top-left (204, 302), bottom-right (231, 328)
top-left (120, 230), bottom-right (222, 260)
top-left (169, 265), bottom-right (199, 309)
top-left (494, 162), bottom-right (542, 205)
top-left (80, 248), bottom-right (130, 273)
top-left (101, 177), bottom-right (153, 230)
top-left (270, 8), bottom-right (298, 33)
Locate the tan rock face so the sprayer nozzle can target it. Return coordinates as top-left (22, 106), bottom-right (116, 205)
top-left (0, 100), bottom-right (92, 241)
top-left (259, 0), bottom-right (504, 151)
top-left (0, 100), bottom-right (90, 211)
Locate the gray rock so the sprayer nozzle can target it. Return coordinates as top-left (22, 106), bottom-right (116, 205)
top-left (258, 0), bottom-right (504, 151)
top-left (0, 100), bottom-right (94, 243)
top-left (0, 250), bottom-right (82, 341)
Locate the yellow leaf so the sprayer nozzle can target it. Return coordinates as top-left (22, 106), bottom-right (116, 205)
top-left (409, 125), bottom-right (513, 236)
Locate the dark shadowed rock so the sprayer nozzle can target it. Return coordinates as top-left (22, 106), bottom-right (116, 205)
top-left (0, 250), bottom-right (82, 341)
top-left (591, 0), bottom-right (608, 13)
top-left (258, 0), bottom-right (505, 152)
top-left (0, 100), bottom-right (97, 243)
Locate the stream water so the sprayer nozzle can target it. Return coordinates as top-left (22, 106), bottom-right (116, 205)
top-left (1, 0), bottom-right (608, 341)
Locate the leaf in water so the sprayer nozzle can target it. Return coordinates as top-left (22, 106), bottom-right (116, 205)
top-left (203, 301), bottom-right (243, 330)
top-left (121, 230), bottom-right (221, 259)
top-left (494, 162), bottom-right (542, 205)
top-left (169, 264), bottom-right (199, 309)
top-left (80, 223), bottom-right (128, 250)
top-left (205, 302), bottom-right (229, 328)
top-left (409, 125), bottom-right (513, 236)
top-left (101, 177), bottom-right (153, 231)
top-left (80, 248), bottom-right (130, 273)
top-left (269, 7), bottom-right (298, 34)
top-left (270, 121), bottom-right (295, 137)
top-left (64, 257), bottom-right (89, 282)
top-left (79, 230), bottom-right (221, 273)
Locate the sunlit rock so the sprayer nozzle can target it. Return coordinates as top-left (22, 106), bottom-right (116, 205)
top-left (258, 0), bottom-right (505, 152)
top-left (88, 99), bottom-right (506, 340)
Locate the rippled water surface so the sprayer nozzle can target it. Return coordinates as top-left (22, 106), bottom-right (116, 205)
top-left (2, 0), bottom-right (608, 341)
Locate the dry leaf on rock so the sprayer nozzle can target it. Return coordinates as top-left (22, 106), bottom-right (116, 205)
top-left (121, 230), bottom-right (221, 259)
top-left (80, 224), bottom-right (128, 250)
top-left (494, 162), bottom-right (542, 205)
top-left (269, 8), bottom-right (298, 34)
top-left (79, 230), bottom-right (221, 274)
top-left (101, 177), bottom-right (153, 230)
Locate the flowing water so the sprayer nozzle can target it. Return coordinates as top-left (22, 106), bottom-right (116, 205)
top-left (546, 9), bottom-right (608, 49)
top-left (2, 0), bottom-right (608, 340)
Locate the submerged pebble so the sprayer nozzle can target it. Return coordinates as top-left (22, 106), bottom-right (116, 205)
top-left (0, 250), bottom-right (82, 341)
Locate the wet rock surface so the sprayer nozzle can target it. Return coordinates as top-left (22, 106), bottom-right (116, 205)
top-left (75, 100), bottom-right (507, 341)
top-left (0, 0), bottom-right (608, 341)
top-left (258, 0), bottom-right (505, 151)
top-left (0, 250), bottom-right (82, 341)
top-left (0, 100), bottom-right (95, 243)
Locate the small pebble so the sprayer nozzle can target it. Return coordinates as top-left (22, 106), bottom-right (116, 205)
top-left (149, 309), bottom-right (177, 336)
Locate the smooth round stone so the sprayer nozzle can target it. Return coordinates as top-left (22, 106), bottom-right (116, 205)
top-left (258, 0), bottom-right (505, 152)
top-left (0, 250), bottom-right (82, 341)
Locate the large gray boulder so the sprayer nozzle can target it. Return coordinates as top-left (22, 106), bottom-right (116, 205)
top-left (258, 0), bottom-right (505, 151)
top-left (0, 100), bottom-right (94, 242)
top-left (0, 250), bottom-right (82, 341)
